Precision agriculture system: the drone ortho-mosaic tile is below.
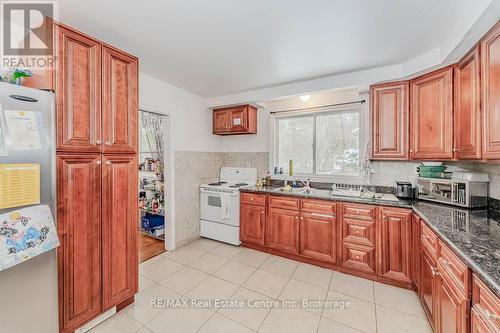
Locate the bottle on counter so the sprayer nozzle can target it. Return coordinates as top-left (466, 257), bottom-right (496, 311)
top-left (266, 171), bottom-right (272, 187)
top-left (289, 160), bottom-right (294, 176)
top-left (279, 167), bottom-right (283, 175)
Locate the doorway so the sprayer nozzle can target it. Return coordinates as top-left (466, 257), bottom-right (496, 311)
top-left (138, 110), bottom-right (168, 263)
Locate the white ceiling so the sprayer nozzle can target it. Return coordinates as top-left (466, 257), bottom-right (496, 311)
top-left (58, 0), bottom-right (491, 98)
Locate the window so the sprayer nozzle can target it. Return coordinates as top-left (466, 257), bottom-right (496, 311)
top-left (273, 105), bottom-right (364, 179)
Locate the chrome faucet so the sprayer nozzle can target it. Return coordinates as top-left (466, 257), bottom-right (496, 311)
top-left (298, 177), bottom-right (311, 188)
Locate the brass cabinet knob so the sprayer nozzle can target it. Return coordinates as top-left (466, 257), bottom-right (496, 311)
top-left (105, 141), bottom-right (111, 146)
top-left (96, 160), bottom-right (101, 165)
top-left (106, 161), bottom-right (112, 165)
top-left (96, 140), bottom-right (102, 145)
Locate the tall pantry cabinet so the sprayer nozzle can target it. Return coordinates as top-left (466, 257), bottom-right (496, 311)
top-left (54, 23), bottom-right (139, 333)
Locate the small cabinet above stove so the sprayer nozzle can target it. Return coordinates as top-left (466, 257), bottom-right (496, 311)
top-left (213, 104), bottom-right (257, 135)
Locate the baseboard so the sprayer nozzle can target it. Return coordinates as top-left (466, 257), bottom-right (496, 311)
top-left (175, 232), bottom-right (201, 248)
top-left (74, 307), bottom-right (116, 333)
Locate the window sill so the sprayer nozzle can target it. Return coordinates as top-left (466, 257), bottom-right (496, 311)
top-left (271, 173), bottom-right (364, 184)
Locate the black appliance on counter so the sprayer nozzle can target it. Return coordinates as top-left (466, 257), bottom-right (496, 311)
top-left (396, 181), bottom-right (414, 199)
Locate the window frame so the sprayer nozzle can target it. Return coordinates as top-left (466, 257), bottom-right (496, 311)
top-left (270, 103), bottom-right (367, 184)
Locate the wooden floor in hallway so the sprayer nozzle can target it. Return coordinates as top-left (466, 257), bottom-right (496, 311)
top-left (139, 232), bottom-right (166, 263)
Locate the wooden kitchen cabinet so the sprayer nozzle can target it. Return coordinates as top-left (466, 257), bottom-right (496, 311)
top-left (455, 46), bottom-right (482, 159)
top-left (55, 22), bottom-right (139, 332)
top-left (434, 239), bottom-right (470, 333)
top-left (55, 24), bottom-right (102, 153)
top-left (240, 203), bottom-right (266, 246)
top-left (472, 274), bottom-right (500, 333)
top-left (101, 154), bottom-right (138, 310)
top-left (57, 154), bottom-right (102, 332)
top-left (267, 207), bottom-right (300, 254)
top-left (299, 210), bottom-right (337, 263)
top-left (341, 203), bottom-right (377, 275)
top-left (481, 22), bottom-right (500, 159)
top-left (102, 46), bottom-right (138, 154)
top-left (411, 213), bottom-right (421, 290)
top-left (370, 81), bottom-right (409, 160)
top-left (377, 207), bottom-right (412, 286)
top-left (212, 104), bottom-right (257, 135)
top-left (410, 66), bottom-right (454, 160)
top-left (420, 246), bottom-right (438, 329)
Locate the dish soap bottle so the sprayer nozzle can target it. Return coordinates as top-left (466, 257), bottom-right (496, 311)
top-left (289, 160), bottom-right (294, 176)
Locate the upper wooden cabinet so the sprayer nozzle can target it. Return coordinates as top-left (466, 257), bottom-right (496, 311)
top-left (55, 24), bottom-right (102, 153)
top-left (410, 66), bottom-right (454, 160)
top-left (455, 46), bottom-right (482, 159)
top-left (481, 22), bottom-right (500, 159)
top-left (212, 104), bottom-right (257, 135)
top-left (55, 26), bottom-right (138, 154)
top-left (102, 46), bottom-right (138, 154)
top-left (377, 207), bottom-right (412, 285)
top-left (371, 81), bottom-right (409, 160)
top-left (101, 154), bottom-right (138, 310)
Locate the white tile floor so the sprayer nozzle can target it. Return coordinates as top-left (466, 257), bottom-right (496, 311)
top-left (89, 238), bottom-right (433, 333)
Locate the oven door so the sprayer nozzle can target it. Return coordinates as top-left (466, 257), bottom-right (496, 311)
top-left (200, 189), bottom-right (239, 225)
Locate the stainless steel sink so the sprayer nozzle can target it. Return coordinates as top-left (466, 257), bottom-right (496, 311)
top-left (272, 187), bottom-right (331, 196)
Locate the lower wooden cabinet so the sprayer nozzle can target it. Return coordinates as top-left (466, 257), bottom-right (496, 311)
top-left (267, 207), bottom-right (300, 254)
top-left (472, 274), bottom-right (500, 333)
top-left (240, 203), bottom-right (266, 246)
top-left (420, 246), bottom-right (438, 329)
top-left (412, 213), bottom-right (421, 290)
top-left (299, 210), bottom-right (337, 263)
top-left (101, 154), bottom-right (138, 310)
top-left (341, 242), bottom-right (377, 274)
top-left (57, 154), bottom-right (102, 332)
top-left (378, 207), bottom-right (412, 284)
top-left (435, 269), bottom-right (468, 333)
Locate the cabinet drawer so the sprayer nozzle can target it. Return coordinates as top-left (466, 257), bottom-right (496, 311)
top-left (300, 199), bottom-right (336, 215)
top-left (342, 242), bottom-right (376, 275)
top-left (240, 193), bottom-right (266, 206)
top-left (343, 217), bottom-right (375, 247)
top-left (472, 275), bottom-right (500, 332)
top-left (421, 222), bottom-right (438, 260)
top-left (342, 203), bottom-right (376, 220)
top-left (438, 240), bottom-right (470, 294)
top-left (269, 195), bottom-right (300, 210)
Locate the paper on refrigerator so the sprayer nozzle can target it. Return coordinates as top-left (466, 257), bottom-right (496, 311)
top-left (0, 205), bottom-right (59, 271)
top-left (4, 110), bottom-right (43, 150)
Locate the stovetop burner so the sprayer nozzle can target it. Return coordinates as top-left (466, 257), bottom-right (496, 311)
top-left (208, 181), bottom-right (228, 186)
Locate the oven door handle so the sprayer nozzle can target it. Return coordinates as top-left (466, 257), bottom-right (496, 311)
top-left (200, 189), bottom-right (238, 196)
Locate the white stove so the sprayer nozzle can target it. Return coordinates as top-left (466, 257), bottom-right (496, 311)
top-left (200, 167), bottom-right (257, 245)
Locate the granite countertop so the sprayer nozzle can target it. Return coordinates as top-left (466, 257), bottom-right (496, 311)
top-left (240, 186), bottom-right (500, 296)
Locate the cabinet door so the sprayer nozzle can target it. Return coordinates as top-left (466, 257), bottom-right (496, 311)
top-left (455, 46), bottom-right (482, 159)
top-left (471, 307), bottom-right (493, 333)
top-left (300, 211), bottom-right (337, 263)
top-left (410, 67), bottom-right (454, 160)
top-left (371, 81), bottom-right (409, 160)
top-left (481, 22), bottom-right (500, 159)
top-left (420, 248), bottom-right (437, 328)
top-left (57, 154), bottom-right (101, 332)
top-left (56, 24), bottom-right (101, 153)
top-left (436, 272), bottom-right (468, 333)
top-left (229, 106), bottom-right (248, 132)
top-left (102, 154), bottom-right (138, 309)
top-left (267, 207), bottom-right (299, 254)
top-left (213, 110), bottom-right (230, 133)
top-left (102, 46), bottom-right (138, 154)
top-left (378, 208), bottom-right (412, 284)
top-left (240, 204), bottom-right (266, 246)
top-left (411, 214), bottom-right (421, 290)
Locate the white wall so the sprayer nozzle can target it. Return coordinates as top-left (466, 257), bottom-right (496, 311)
top-left (140, 73), bottom-right (220, 152)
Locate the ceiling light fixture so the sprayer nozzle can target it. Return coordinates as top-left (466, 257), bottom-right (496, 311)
top-left (299, 94), bottom-right (311, 102)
